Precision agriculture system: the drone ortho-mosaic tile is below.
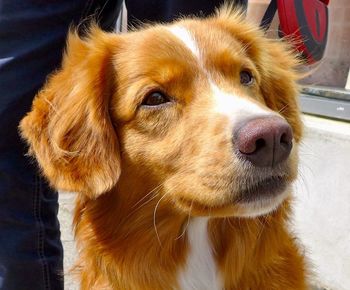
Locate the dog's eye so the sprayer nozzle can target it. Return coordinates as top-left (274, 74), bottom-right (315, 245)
top-left (240, 70), bottom-right (254, 86)
top-left (142, 91), bottom-right (170, 107)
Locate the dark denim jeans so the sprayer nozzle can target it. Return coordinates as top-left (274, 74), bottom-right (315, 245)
top-left (0, 1), bottom-right (121, 289)
top-left (0, 1), bottom-right (246, 289)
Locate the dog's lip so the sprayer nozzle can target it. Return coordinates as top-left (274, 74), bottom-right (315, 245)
top-left (174, 175), bottom-right (290, 216)
top-left (234, 175), bottom-right (287, 204)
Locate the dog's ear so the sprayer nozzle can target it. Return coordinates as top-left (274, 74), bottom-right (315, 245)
top-left (20, 27), bottom-right (120, 199)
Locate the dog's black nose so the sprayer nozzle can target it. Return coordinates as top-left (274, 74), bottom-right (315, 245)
top-left (234, 116), bottom-right (293, 167)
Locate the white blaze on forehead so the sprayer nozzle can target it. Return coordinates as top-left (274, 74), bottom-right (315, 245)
top-left (168, 26), bottom-right (200, 59)
top-left (210, 82), bottom-right (275, 122)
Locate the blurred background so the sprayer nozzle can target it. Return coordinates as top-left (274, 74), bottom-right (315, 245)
top-left (248, 0), bottom-right (350, 88)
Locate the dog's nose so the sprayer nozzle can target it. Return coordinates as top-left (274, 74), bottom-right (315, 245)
top-left (234, 116), bottom-right (293, 167)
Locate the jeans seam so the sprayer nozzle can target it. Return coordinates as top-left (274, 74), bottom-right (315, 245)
top-left (34, 174), bottom-right (51, 290)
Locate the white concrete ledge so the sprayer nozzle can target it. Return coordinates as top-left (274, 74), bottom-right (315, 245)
top-left (293, 114), bottom-right (350, 290)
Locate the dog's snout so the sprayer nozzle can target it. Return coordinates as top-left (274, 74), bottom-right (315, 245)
top-left (234, 116), bottom-right (293, 167)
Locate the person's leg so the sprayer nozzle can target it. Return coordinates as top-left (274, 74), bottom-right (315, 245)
top-left (0, 1), bottom-right (121, 289)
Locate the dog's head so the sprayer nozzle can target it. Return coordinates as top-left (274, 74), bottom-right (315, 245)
top-left (20, 8), bottom-right (302, 218)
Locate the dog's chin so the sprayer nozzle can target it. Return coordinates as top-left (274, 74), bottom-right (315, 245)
top-left (232, 176), bottom-right (291, 218)
top-left (233, 186), bottom-right (290, 218)
top-left (174, 177), bottom-right (291, 218)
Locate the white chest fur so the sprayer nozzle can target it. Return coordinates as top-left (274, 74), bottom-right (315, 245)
top-left (177, 217), bottom-right (222, 290)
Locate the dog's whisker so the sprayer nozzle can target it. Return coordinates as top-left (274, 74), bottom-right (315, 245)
top-left (153, 192), bottom-right (170, 248)
top-left (131, 183), bottom-right (163, 209)
top-left (121, 193), bottom-right (160, 225)
top-left (278, 104), bottom-right (289, 114)
top-left (227, 217), bottom-right (236, 231)
top-left (255, 216), bottom-right (267, 241)
top-left (133, 193), bottom-right (159, 211)
top-left (132, 174), bottom-right (181, 212)
top-left (123, 176), bottom-right (182, 233)
top-left (175, 200), bottom-right (193, 241)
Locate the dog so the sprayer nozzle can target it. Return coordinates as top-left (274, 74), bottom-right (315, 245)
top-left (20, 6), bottom-right (307, 290)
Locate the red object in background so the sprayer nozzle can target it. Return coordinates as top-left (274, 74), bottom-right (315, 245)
top-left (277, 0), bottom-right (329, 64)
top-left (319, 0), bottom-right (329, 5)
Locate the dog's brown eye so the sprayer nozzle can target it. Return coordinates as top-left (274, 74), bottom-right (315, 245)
top-left (240, 70), bottom-right (254, 86)
top-left (142, 91), bottom-right (170, 107)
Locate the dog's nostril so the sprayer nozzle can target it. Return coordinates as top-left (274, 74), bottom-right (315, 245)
top-left (280, 133), bottom-right (287, 144)
top-left (280, 131), bottom-right (292, 146)
top-left (255, 138), bottom-right (266, 152)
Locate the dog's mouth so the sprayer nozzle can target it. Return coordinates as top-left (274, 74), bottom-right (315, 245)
top-left (234, 175), bottom-right (287, 204)
top-left (175, 174), bottom-right (290, 217)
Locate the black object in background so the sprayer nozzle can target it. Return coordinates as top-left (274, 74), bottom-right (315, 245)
top-left (125, 0), bottom-right (248, 25)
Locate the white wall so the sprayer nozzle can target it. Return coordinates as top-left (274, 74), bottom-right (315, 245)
top-left (293, 115), bottom-right (350, 290)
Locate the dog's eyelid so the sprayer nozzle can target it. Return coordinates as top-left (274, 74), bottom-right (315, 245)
top-left (139, 89), bottom-right (174, 109)
top-left (240, 69), bottom-right (255, 86)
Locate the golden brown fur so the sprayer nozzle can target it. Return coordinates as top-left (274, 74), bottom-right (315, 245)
top-left (20, 7), bottom-right (307, 290)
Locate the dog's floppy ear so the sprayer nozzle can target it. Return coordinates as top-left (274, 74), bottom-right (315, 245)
top-left (20, 27), bottom-right (120, 199)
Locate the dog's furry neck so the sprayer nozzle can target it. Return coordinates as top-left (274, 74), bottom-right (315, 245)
top-left (72, 185), bottom-right (294, 290)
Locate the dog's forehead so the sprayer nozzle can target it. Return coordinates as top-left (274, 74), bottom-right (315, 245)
top-left (167, 25), bottom-right (201, 59)
top-left (123, 21), bottom-right (246, 64)
top-left (116, 21), bottom-right (250, 87)
top-left (167, 24), bottom-right (217, 50)
top-left (166, 21), bottom-right (247, 67)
